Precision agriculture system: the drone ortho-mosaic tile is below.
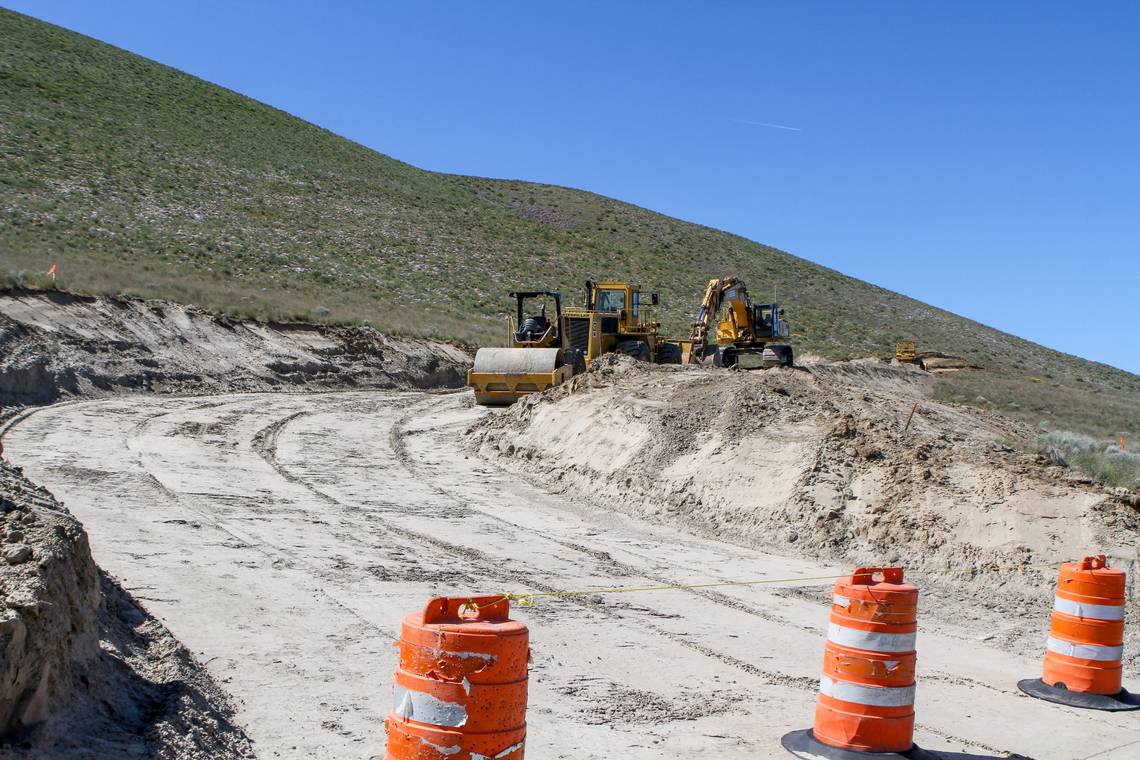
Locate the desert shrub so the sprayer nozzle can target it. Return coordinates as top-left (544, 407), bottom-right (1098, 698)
top-left (1033, 431), bottom-right (1140, 490)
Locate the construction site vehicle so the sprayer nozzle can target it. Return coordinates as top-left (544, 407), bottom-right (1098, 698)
top-left (687, 277), bottom-right (793, 368)
top-left (467, 291), bottom-right (577, 406)
top-left (468, 281), bottom-right (681, 405)
top-left (895, 340), bottom-right (917, 364)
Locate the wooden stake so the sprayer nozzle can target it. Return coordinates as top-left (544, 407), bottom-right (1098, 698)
top-left (903, 401), bottom-right (918, 435)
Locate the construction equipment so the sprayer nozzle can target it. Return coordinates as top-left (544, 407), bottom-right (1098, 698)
top-left (895, 340), bottom-right (917, 364)
top-left (687, 277), bottom-right (793, 368)
top-left (468, 281), bottom-right (681, 405)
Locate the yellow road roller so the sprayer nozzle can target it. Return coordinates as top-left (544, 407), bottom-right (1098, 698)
top-left (468, 282), bottom-right (682, 405)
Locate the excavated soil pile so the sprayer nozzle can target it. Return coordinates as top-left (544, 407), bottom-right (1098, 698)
top-left (0, 461), bottom-right (253, 759)
top-left (0, 290), bottom-right (471, 404)
top-left (469, 354), bottom-right (1140, 664)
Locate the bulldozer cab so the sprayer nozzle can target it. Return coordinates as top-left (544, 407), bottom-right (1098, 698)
top-left (509, 291), bottom-right (561, 347)
top-left (586, 281), bottom-right (658, 332)
top-left (594, 288), bottom-right (626, 314)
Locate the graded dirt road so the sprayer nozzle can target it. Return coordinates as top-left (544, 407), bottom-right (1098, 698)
top-left (4, 391), bottom-right (1138, 759)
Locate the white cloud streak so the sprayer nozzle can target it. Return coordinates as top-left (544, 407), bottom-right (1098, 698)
top-left (732, 118), bottom-right (802, 132)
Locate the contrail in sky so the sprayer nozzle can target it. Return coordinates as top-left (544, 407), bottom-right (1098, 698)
top-left (733, 118), bottom-right (803, 131)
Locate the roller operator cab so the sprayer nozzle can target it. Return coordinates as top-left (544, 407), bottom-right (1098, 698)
top-left (467, 281), bottom-right (684, 406)
top-left (467, 291), bottom-right (577, 406)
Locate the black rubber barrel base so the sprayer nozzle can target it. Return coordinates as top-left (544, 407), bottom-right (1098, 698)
top-left (1017, 678), bottom-right (1140, 711)
top-left (782, 729), bottom-right (936, 759)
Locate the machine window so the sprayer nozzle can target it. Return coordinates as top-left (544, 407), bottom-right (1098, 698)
top-left (596, 290), bottom-right (625, 312)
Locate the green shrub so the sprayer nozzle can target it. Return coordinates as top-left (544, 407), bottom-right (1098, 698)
top-left (1033, 431), bottom-right (1140, 490)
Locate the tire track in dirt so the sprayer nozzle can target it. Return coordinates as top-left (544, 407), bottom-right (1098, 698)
top-left (257, 398), bottom-right (825, 695)
top-left (385, 397), bottom-right (1025, 755)
top-left (388, 396), bottom-right (806, 628)
top-left (257, 391), bottom-right (1041, 760)
top-left (123, 396), bottom-right (400, 638)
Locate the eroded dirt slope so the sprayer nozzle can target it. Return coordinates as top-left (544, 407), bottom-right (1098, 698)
top-left (0, 461), bottom-right (253, 759)
top-left (0, 290), bottom-right (471, 404)
top-left (468, 356), bottom-right (1140, 650)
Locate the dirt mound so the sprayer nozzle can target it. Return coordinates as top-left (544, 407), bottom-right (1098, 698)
top-left (0, 461), bottom-right (253, 758)
top-left (0, 290), bottom-right (471, 405)
top-left (468, 357), bottom-right (1140, 592)
top-left (917, 352), bottom-right (979, 372)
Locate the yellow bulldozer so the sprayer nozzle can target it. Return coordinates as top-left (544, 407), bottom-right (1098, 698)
top-left (686, 277), bottom-right (793, 368)
top-left (467, 280), bottom-right (681, 405)
top-left (895, 340), bottom-right (917, 364)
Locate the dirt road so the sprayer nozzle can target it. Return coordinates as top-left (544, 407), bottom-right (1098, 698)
top-left (4, 390), bottom-right (1138, 759)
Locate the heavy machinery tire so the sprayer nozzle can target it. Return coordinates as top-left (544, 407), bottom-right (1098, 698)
top-left (563, 347), bottom-right (587, 375)
top-left (615, 340), bottom-right (651, 362)
top-left (721, 347), bottom-right (738, 368)
top-left (655, 342), bottom-right (682, 365)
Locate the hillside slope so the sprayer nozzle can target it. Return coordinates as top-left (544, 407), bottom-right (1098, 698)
top-left (1, 9), bottom-right (1138, 436)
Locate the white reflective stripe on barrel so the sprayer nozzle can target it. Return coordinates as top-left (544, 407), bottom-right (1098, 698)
top-left (828, 622), bottom-right (916, 654)
top-left (1053, 596), bottom-right (1125, 621)
top-left (833, 594), bottom-right (851, 609)
top-left (1046, 636), bottom-right (1123, 662)
top-left (392, 684), bottom-right (468, 727)
top-left (819, 674), bottom-right (916, 707)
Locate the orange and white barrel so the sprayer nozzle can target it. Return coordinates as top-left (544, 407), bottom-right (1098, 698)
top-left (783, 567), bottom-right (932, 759)
top-left (1019, 556), bottom-right (1139, 710)
top-left (1044, 554), bottom-right (1125, 694)
top-left (385, 596), bottom-right (528, 760)
top-left (815, 567), bottom-right (918, 752)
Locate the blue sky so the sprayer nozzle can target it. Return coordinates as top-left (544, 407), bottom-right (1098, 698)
top-left (10, 2), bottom-right (1140, 374)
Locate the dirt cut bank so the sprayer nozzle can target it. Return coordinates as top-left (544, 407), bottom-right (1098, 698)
top-left (0, 460), bottom-right (253, 758)
top-left (0, 290), bottom-right (471, 405)
top-left (468, 355), bottom-right (1140, 657)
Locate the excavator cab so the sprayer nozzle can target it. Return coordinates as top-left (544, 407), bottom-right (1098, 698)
top-left (753, 304), bottom-right (790, 340)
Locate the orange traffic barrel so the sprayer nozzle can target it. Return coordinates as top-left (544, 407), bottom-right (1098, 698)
top-left (385, 595), bottom-right (529, 759)
top-left (1018, 555), bottom-right (1139, 711)
top-left (783, 567), bottom-right (936, 760)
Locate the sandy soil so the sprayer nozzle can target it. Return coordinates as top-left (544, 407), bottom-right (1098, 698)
top-left (0, 461), bottom-right (253, 759)
top-left (470, 356), bottom-right (1140, 601)
top-left (4, 390), bottom-right (1139, 759)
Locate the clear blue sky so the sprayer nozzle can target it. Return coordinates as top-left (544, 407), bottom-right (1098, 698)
top-left (10, 1), bottom-right (1140, 374)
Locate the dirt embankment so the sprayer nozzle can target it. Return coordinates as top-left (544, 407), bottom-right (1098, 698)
top-left (468, 355), bottom-right (1140, 670)
top-left (468, 355), bottom-right (1140, 590)
top-left (0, 290), bottom-right (472, 405)
top-left (0, 461), bottom-right (253, 758)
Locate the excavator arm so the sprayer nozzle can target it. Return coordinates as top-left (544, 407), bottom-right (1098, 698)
top-left (689, 277), bottom-right (755, 359)
top-left (689, 278), bottom-right (723, 349)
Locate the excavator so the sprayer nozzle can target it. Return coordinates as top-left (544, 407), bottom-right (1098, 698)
top-left (686, 277), bottom-right (793, 368)
top-left (467, 280), bottom-right (682, 405)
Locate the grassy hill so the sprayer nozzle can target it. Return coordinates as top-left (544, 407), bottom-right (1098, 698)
top-left (2, 8), bottom-right (1139, 439)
